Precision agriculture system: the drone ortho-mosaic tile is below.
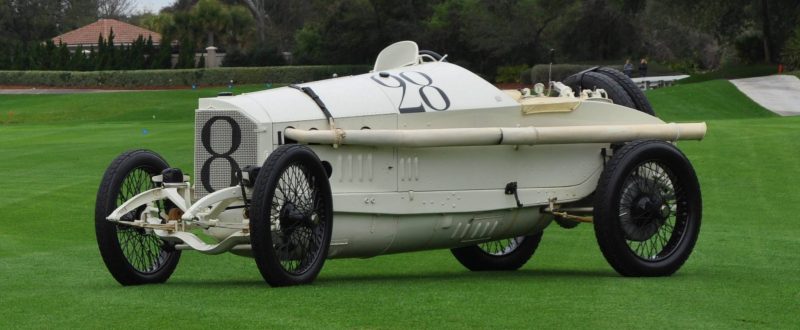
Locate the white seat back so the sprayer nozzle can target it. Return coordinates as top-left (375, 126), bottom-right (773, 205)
top-left (373, 41), bottom-right (419, 72)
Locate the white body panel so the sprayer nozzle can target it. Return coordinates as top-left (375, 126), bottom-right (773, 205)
top-left (181, 55), bottom-right (701, 258)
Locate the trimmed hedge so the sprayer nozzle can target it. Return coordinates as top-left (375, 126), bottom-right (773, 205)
top-left (495, 65), bottom-right (531, 84)
top-left (0, 65), bottom-right (370, 88)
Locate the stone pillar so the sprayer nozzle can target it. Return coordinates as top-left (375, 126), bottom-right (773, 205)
top-left (205, 46), bottom-right (218, 68)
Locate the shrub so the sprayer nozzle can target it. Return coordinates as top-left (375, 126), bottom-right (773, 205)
top-left (222, 45), bottom-right (286, 67)
top-left (0, 65), bottom-right (370, 88)
top-left (495, 65), bottom-right (530, 84)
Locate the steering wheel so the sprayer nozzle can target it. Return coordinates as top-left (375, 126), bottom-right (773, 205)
top-left (418, 50), bottom-right (447, 63)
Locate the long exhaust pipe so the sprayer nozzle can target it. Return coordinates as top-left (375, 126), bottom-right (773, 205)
top-left (284, 123), bottom-right (707, 148)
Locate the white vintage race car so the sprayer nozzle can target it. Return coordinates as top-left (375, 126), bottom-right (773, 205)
top-left (95, 41), bottom-right (705, 287)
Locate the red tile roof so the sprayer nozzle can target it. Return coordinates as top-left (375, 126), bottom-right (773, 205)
top-left (52, 19), bottom-right (162, 46)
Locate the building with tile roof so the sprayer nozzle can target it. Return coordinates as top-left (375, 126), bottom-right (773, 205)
top-left (52, 19), bottom-right (162, 48)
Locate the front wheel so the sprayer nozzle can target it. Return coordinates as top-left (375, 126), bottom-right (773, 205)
top-left (249, 145), bottom-right (333, 286)
top-left (95, 150), bottom-right (181, 285)
top-left (451, 233), bottom-right (543, 271)
top-left (594, 140), bottom-right (701, 276)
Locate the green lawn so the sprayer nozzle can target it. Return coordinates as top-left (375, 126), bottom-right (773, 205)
top-left (678, 64), bottom-right (779, 84)
top-left (1, 82), bottom-right (798, 328)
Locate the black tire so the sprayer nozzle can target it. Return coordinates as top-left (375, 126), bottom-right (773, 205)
top-left (594, 67), bottom-right (656, 116)
top-left (250, 145), bottom-right (333, 286)
top-left (563, 71), bottom-right (636, 109)
top-left (593, 140), bottom-right (701, 276)
top-left (95, 150), bottom-right (181, 285)
top-left (450, 233), bottom-right (543, 271)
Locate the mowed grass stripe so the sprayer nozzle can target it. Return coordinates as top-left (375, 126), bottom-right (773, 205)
top-left (647, 79), bottom-right (777, 121)
top-left (1, 81), bottom-right (798, 328)
top-left (1, 85), bottom-right (266, 124)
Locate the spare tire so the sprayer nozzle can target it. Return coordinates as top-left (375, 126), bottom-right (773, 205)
top-left (564, 67), bottom-right (655, 116)
top-left (563, 71), bottom-right (636, 109)
top-left (594, 67), bottom-right (655, 116)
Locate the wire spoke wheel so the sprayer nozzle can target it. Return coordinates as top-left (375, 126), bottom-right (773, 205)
top-left (269, 163), bottom-right (326, 275)
top-left (618, 161), bottom-right (685, 261)
top-left (250, 145), bottom-right (333, 286)
top-left (594, 140), bottom-right (701, 276)
top-left (95, 150), bottom-right (181, 285)
top-left (114, 168), bottom-right (171, 273)
top-left (451, 232), bottom-right (543, 271)
top-left (478, 236), bottom-right (525, 256)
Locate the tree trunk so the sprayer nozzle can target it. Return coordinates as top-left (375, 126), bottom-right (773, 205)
top-left (530, 15), bottom-right (558, 64)
top-left (241, 0), bottom-right (267, 43)
top-left (761, 0), bottom-right (773, 63)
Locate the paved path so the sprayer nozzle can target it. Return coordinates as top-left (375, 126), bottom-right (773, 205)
top-left (631, 75), bottom-right (690, 83)
top-left (731, 75), bottom-right (800, 116)
top-left (630, 75), bottom-right (690, 90)
top-left (0, 88), bottom-right (135, 95)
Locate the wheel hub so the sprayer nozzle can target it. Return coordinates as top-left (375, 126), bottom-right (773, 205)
top-left (623, 194), bottom-right (670, 241)
top-left (279, 202), bottom-right (312, 229)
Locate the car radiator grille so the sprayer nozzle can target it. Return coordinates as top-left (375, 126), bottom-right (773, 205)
top-left (194, 110), bottom-right (258, 198)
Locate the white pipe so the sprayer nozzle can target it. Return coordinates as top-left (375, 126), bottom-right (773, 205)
top-left (284, 123), bottom-right (706, 148)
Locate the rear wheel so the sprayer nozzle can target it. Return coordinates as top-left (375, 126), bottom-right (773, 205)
top-left (594, 140), bottom-right (702, 276)
top-left (95, 150), bottom-right (181, 285)
top-left (451, 233), bottom-right (543, 271)
top-left (250, 145), bottom-right (333, 286)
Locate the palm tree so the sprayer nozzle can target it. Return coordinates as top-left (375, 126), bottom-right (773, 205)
top-left (191, 0), bottom-right (230, 47)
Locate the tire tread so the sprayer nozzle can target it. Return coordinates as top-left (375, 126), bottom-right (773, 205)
top-left (450, 232), bottom-right (543, 271)
top-left (95, 149), bottom-right (180, 285)
top-left (563, 71), bottom-right (636, 109)
top-left (593, 140), bottom-right (701, 276)
top-left (594, 67), bottom-right (656, 115)
top-left (250, 144), bottom-right (333, 286)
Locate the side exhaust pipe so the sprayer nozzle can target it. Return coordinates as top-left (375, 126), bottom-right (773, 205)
top-left (284, 123), bottom-right (707, 148)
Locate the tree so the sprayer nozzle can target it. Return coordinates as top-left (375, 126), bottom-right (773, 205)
top-left (96, 33), bottom-right (107, 70)
top-left (293, 0), bottom-right (381, 65)
top-left (1, 0), bottom-right (95, 44)
top-left (668, 0), bottom-right (800, 64)
top-left (143, 35), bottom-right (156, 68)
top-left (152, 42), bottom-right (173, 69)
top-left (224, 5), bottom-right (256, 50)
top-left (191, 0), bottom-right (229, 47)
top-left (239, 0), bottom-right (267, 43)
top-left (239, 0), bottom-right (313, 51)
top-left (65, 0), bottom-right (100, 29)
top-left (423, 0), bottom-right (579, 75)
top-left (140, 12), bottom-right (176, 35)
top-left (98, 0), bottom-right (138, 19)
top-left (144, 0), bottom-right (255, 60)
top-left (782, 25), bottom-right (800, 70)
top-left (107, 28), bottom-right (117, 69)
top-left (56, 41), bottom-right (71, 70)
top-left (68, 46), bottom-right (89, 70)
top-left (176, 36), bottom-right (196, 68)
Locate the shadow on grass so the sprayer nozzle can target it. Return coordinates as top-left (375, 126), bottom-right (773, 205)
top-left (318, 268), bottom-right (618, 285)
top-left (137, 268), bottom-right (621, 289)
